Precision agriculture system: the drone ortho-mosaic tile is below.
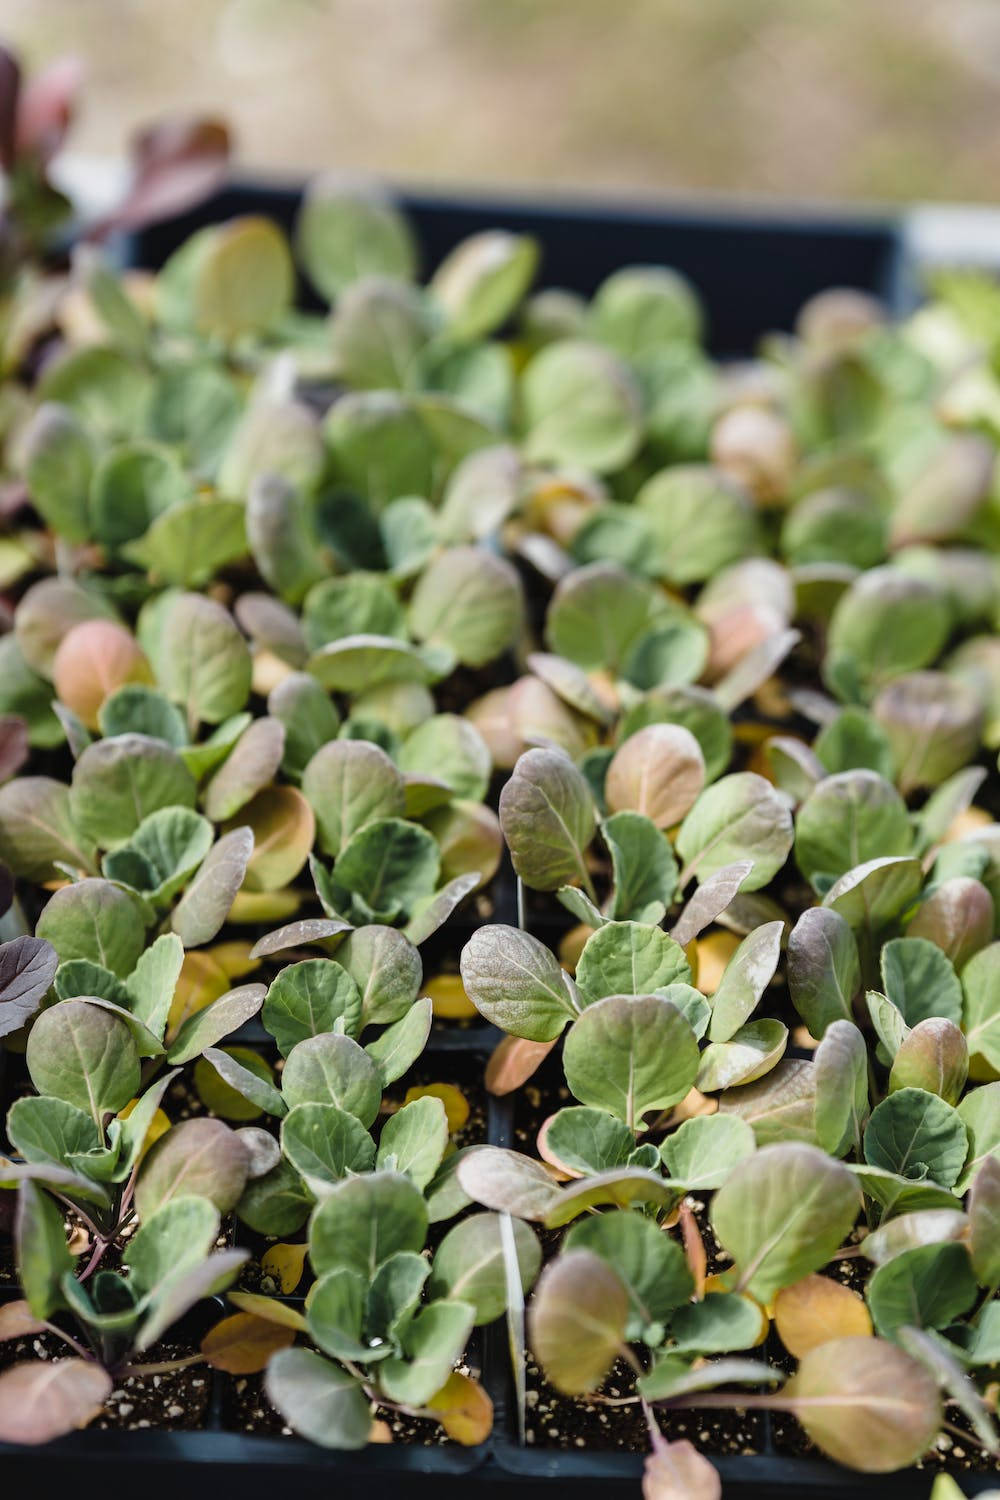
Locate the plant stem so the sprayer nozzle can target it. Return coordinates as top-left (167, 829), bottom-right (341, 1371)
top-left (40, 1321), bottom-right (94, 1361)
top-left (78, 1234), bottom-right (110, 1284)
top-left (123, 1353), bottom-right (206, 1377)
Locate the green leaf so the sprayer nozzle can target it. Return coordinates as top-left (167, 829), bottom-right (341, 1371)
top-left (459, 923), bottom-right (576, 1041)
top-left (668, 1292), bottom-right (766, 1354)
top-left (379, 1298), bottom-right (476, 1406)
top-left (881, 937), bottom-right (963, 1026)
top-left (123, 1194), bottom-right (221, 1300)
top-left (823, 856), bottom-right (923, 939)
top-left (22, 403), bottom-right (95, 543)
top-left (868, 1243), bottom-right (977, 1339)
top-left (367, 1252), bottom-right (431, 1341)
top-left (310, 1172), bottom-right (428, 1277)
top-left (335, 817), bottom-right (440, 918)
top-left (710, 1143), bottom-right (861, 1302)
top-left (864, 1088), bottom-right (968, 1188)
top-left (430, 229), bottom-right (537, 340)
top-left (522, 340), bottom-right (641, 473)
top-left (430, 1211), bottom-right (540, 1325)
top-left (302, 739), bottom-right (405, 859)
top-left (409, 547), bottom-right (524, 668)
top-left (306, 1267), bottom-right (368, 1360)
top-left (69, 734), bottom-right (196, 848)
top-left (280, 1102), bottom-right (375, 1194)
top-left (337, 925), bottom-right (422, 1029)
top-left (376, 1095), bottom-right (448, 1188)
top-left (708, 919), bottom-right (783, 1043)
top-left (280, 1032), bottom-right (381, 1125)
top-left (542, 1106), bottom-right (635, 1176)
top-left (546, 562), bottom-right (652, 673)
top-left (266, 1348), bottom-right (370, 1449)
top-left (16, 1179), bottom-right (74, 1319)
top-left (198, 1046), bottom-right (286, 1119)
top-left (110, 807), bottom-right (213, 903)
top-left (158, 593), bottom-right (252, 729)
top-left (26, 999), bottom-right (139, 1125)
top-left (696, 1019), bottom-right (788, 1091)
top-left (7, 1095), bottom-right (101, 1170)
top-left (787, 906), bottom-right (859, 1039)
top-left (364, 998), bottom-right (433, 1088)
top-left (263, 958), bottom-right (362, 1056)
top-left (202, 718), bottom-right (285, 823)
top-left (676, 772), bottom-right (793, 892)
top-left (170, 827), bottom-right (253, 947)
top-left (128, 497), bottom-right (247, 586)
top-left (398, 714), bottom-right (490, 803)
top-left (236, 1158), bottom-right (311, 1237)
top-left (795, 770), bottom-right (912, 888)
top-left (659, 1114), bottom-right (756, 1189)
top-left (528, 1250), bottom-right (629, 1394)
top-left (962, 942), bottom-right (1000, 1069)
top-left (814, 1020), bottom-right (870, 1156)
top-left (269, 673), bottom-right (341, 778)
top-left (603, 810), bottom-right (679, 922)
top-left (89, 441), bottom-right (187, 548)
top-left (565, 1211), bottom-right (692, 1336)
top-left (125, 933), bottom-right (184, 1039)
top-left (166, 983), bottom-right (266, 1063)
top-left (296, 177), bottom-right (416, 300)
top-left (562, 994), bottom-right (699, 1126)
top-left (0, 776), bottom-right (95, 882)
top-left (575, 920), bottom-right (690, 1001)
top-left (135, 1117), bottom-right (248, 1218)
top-left (958, 1083), bottom-right (1000, 1192)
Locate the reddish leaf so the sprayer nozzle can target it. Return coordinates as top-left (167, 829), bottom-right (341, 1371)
top-left (0, 1359), bottom-right (111, 1443)
top-left (94, 119), bottom-right (230, 237)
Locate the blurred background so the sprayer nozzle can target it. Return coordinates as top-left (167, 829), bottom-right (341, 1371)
top-left (5, 0), bottom-right (1000, 207)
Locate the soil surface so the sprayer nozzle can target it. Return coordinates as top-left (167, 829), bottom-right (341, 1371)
top-left (0, 1328), bottom-right (212, 1430)
top-left (525, 1356), bottom-right (763, 1454)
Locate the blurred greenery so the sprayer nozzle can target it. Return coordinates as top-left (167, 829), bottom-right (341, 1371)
top-left (10, 0), bottom-right (1000, 203)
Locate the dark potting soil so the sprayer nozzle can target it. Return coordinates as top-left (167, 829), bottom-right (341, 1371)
top-left (0, 1328), bottom-right (211, 1430)
top-left (524, 1356), bottom-right (763, 1455)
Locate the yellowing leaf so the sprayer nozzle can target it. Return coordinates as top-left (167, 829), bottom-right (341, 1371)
top-left (227, 888), bottom-right (301, 924)
top-left (426, 1371), bottom-right (493, 1445)
top-left (261, 1241), bottom-right (308, 1294)
top-left (695, 931), bottom-right (741, 997)
top-left (252, 648), bottom-right (296, 697)
top-left (228, 1291), bottom-right (308, 1331)
top-left (168, 950), bottom-right (230, 1035)
top-left (425, 972), bottom-right (477, 1019)
top-left (369, 1418), bottom-right (393, 1443)
top-left (201, 1311), bottom-right (296, 1373)
top-left (404, 1082), bottom-right (469, 1133)
top-left (207, 941), bottom-right (262, 979)
top-left (557, 923), bottom-right (590, 974)
top-left (774, 1273), bottom-right (872, 1358)
top-left (117, 1100), bottom-right (170, 1160)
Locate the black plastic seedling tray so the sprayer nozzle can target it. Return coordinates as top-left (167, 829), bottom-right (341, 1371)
top-left (125, 177), bottom-right (909, 357)
top-left (1, 184), bottom-right (985, 1496)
